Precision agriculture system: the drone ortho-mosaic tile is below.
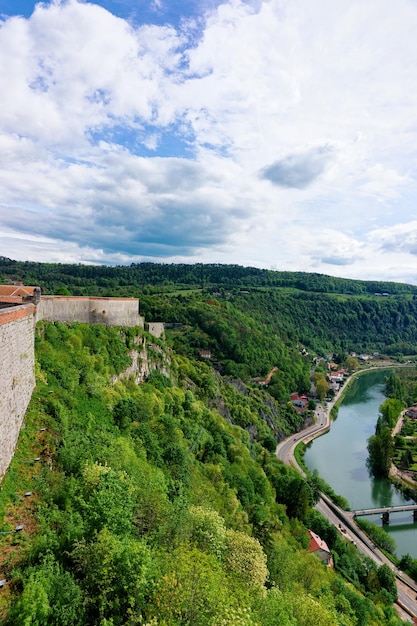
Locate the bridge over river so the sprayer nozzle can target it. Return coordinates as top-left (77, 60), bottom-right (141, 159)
top-left (353, 504), bottom-right (417, 524)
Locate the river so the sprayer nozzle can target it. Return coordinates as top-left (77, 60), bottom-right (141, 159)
top-left (304, 369), bottom-right (417, 559)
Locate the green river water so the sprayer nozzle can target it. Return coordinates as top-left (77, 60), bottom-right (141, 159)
top-left (304, 369), bottom-right (417, 559)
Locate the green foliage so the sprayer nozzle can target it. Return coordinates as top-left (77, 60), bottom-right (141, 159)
top-left (71, 528), bottom-right (154, 624)
top-left (80, 463), bottom-right (136, 537)
top-left (379, 398), bottom-right (404, 429)
top-left (385, 372), bottom-right (407, 402)
top-left (146, 546), bottom-right (232, 625)
top-left (188, 505), bottom-right (227, 559)
top-left (399, 553), bottom-right (417, 581)
top-left (0, 310), bottom-right (408, 625)
top-left (377, 564), bottom-right (398, 602)
top-left (224, 528), bottom-right (268, 590)
top-left (367, 427), bottom-right (394, 478)
top-left (268, 464), bottom-right (314, 521)
top-left (6, 554), bottom-right (84, 626)
top-left (3, 258), bottom-right (417, 297)
top-left (345, 356), bottom-right (359, 373)
top-left (356, 519), bottom-right (397, 555)
top-left (313, 372), bottom-right (330, 402)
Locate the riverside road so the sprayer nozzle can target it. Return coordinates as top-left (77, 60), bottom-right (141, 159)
top-left (275, 375), bottom-right (417, 621)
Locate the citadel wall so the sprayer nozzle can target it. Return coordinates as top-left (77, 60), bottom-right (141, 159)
top-left (36, 296), bottom-right (145, 328)
top-left (147, 321), bottom-right (165, 339)
top-left (0, 304), bottom-right (36, 480)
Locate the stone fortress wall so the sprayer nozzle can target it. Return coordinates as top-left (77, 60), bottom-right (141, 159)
top-left (36, 295), bottom-right (145, 328)
top-left (0, 304), bottom-right (36, 480)
top-left (0, 287), bottom-right (163, 481)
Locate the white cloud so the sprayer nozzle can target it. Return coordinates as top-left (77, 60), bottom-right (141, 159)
top-left (369, 221), bottom-right (417, 255)
top-left (260, 146), bottom-right (333, 189)
top-left (2, 0), bottom-right (417, 284)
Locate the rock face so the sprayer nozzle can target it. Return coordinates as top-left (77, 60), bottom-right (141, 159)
top-left (0, 305), bottom-right (36, 480)
top-left (111, 335), bottom-right (171, 386)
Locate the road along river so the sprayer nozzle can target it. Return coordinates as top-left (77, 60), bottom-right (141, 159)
top-left (304, 369), bottom-right (417, 559)
top-left (276, 367), bottom-right (417, 620)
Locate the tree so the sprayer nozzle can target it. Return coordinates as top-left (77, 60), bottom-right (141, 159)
top-left (316, 377), bottom-right (330, 401)
top-left (81, 463), bottom-right (136, 536)
top-left (385, 372), bottom-right (406, 401)
top-left (344, 356), bottom-right (359, 373)
top-left (147, 547), bottom-right (230, 625)
top-left (188, 506), bottom-right (227, 559)
top-left (379, 398), bottom-right (404, 429)
top-left (113, 397), bottom-right (137, 430)
top-left (377, 564), bottom-right (397, 601)
top-left (312, 372), bottom-right (330, 401)
top-left (400, 448), bottom-right (413, 470)
top-left (272, 468), bottom-right (314, 521)
top-left (367, 427), bottom-right (394, 478)
top-left (224, 528), bottom-right (268, 590)
top-left (72, 529), bottom-right (153, 624)
top-left (7, 554), bottom-right (85, 626)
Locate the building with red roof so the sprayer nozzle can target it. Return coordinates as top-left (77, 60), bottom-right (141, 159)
top-left (307, 530), bottom-right (332, 566)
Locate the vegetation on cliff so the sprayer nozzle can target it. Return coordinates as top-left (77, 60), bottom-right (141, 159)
top-left (0, 321), bottom-right (407, 625)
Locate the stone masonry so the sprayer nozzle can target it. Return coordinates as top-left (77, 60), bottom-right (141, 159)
top-left (0, 304), bottom-right (36, 480)
top-left (36, 296), bottom-right (145, 327)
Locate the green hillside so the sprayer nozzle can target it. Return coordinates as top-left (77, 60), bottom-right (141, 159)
top-left (1, 258), bottom-right (417, 297)
top-left (0, 321), bottom-right (405, 625)
top-left (0, 261), bottom-right (415, 623)
top-left (3, 259), bottom-right (417, 359)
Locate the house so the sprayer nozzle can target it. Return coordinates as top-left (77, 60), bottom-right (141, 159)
top-left (0, 285), bottom-right (41, 305)
top-left (328, 373), bottom-right (344, 384)
top-left (290, 393), bottom-right (308, 412)
top-left (199, 349), bottom-right (212, 359)
top-left (307, 530), bottom-right (332, 566)
top-left (406, 407), bottom-right (417, 420)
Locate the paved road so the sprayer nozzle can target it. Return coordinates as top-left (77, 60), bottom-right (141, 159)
top-left (276, 395), bottom-right (417, 621)
top-left (275, 403), bottom-right (328, 473)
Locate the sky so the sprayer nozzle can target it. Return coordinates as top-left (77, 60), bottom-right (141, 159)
top-left (2, 0), bottom-right (417, 284)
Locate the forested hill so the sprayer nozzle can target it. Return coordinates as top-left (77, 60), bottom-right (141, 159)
top-left (3, 258), bottom-right (417, 360)
top-left (0, 260), bottom-right (413, 623)
top-left (1, 257), bottom-right (417, 297)
top-left (0, 321), bottom-right (404, 625)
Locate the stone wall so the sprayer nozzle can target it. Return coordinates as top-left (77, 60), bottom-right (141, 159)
top-left (37, 296), bottom-right (145, 328)
top-left (0, 304), bottom-right (36, 480)
top-left (147, 322), bottom-right (165, 339)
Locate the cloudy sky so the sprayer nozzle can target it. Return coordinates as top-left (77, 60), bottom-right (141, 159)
top-left (2, 0), bottom-right (417, 284)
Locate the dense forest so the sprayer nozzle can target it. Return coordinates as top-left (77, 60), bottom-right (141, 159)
top-left (3, 258), bottom-right (417, 358)
top-left (1, 257), bottom-right (417, 297)
top-left (1, 260), bottom-right (416, 623)
top-left (0, 322), bottom-right (404, 624)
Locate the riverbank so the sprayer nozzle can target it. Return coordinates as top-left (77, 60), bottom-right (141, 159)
top-left (277, 366), bottom-right (417, 620)
top-left (321, 363), bottom-right (417, 502)
top-left (326, 360), bottom-right (401, 423)
top-left (390, 408), bottom-right (417, 495)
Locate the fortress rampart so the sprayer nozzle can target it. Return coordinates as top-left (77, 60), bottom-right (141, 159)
top-left (36, 296), bottom-right (145, 328)
top-left (0, 288), bottom-right (162, 482)
top-left (0, 304), bottom-right (36, 480)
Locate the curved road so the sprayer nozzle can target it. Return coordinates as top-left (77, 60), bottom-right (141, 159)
top-left (276, 390), bottom-right (417, 621)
